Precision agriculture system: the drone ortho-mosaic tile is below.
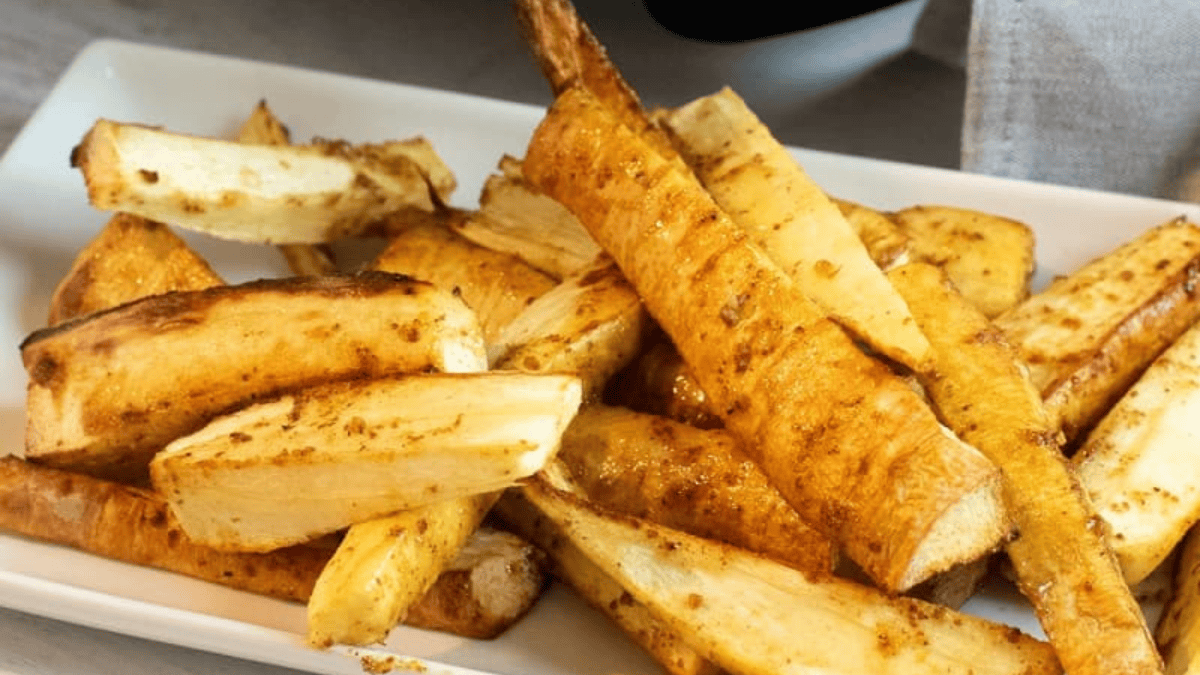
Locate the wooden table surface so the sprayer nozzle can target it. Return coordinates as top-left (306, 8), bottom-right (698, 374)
top-left (0, 1), bottom-right (963, 674)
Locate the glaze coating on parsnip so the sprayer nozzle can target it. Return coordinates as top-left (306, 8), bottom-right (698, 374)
top-left (522, 88), bottom-right (1007, 592)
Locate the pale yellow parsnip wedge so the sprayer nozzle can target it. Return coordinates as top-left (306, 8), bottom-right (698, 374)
top-left (72, 120), bottom-right (437, 244)
top-left (663, 88), bottom-right (932, 372)
top-left (888, 261), bottom-right (1162, 675)
top-left (1075, 318), bottom-right (1200, 584)
top-left (149, 371), bottom-right (582, 552)
top-left (521, 465), bottom-right (1060, 675)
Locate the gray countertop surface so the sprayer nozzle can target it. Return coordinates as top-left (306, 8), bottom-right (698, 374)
top-left (0, 1), bottom-right (962, 674)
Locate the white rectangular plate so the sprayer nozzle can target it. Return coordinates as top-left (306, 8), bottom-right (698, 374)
top-left (1, 38), bottom-right (1197, 675)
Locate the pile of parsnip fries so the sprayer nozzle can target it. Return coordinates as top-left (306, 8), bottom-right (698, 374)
top-left (5, 1), bottom-right (1200, 674)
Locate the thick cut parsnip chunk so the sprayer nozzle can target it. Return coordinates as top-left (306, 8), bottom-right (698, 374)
top-left (494, 489), bottom-right (719, 675)
top-left (996, 216), bottom-right (1200, 443)
top-left (372, 217), bottom-right (557, 345)
top-left (889, 262), bottom-right (1162, 675)
top-left (492, 256), bottom-right (648, 398)
top-left (1075, 319), bottom-right (1200, 584)
top-left (521, 468), bottom-right (1060, 675)
top-left (71, 120), bottom-right (437, 244)
top-left (663, 88), bottom-right (932, 372)
top-left (150, 371), bottom-right (582, 551)
top-left (890, 205), bottom-right (1034, 318)
top-left (306, 493), bottom-right (496, 647)
top-left (558, 405), bottom-right (833, 575)
top-left (23, 272), bottom-right (486, 482)
top-left (523, 88), bottom-right (1007, 592)
top-left (47, 212), bottom-right (223, 325)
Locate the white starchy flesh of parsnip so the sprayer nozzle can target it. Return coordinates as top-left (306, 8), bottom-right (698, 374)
top-left (22, 272), bottom-right (487, 482)
top-left (1155, 526), bottom-right (1200, 675)
top-left (149, 371), bottom-right (582, 552)
top-left (995, 216), bottom-right (1200, 443)
top-left (371, 217), bottom-right (557, 346)
top-left (524, 88), bottom-right (1007, 593)
top-left (493, 489), bottom-right (720, 675)
top-left (492, 256), bottom-right (649, 398)
top-left (663, 88), bottom-right (933, 372)
top-left (521, 466), bottom-right (1061, 675)
top-left (1074, 318), bottom-right (1200, 585)
top-left (306, 492), bottom-right (496, 647)
top-left (46, 212), bottom-right (224, 325)
top-left (889, 262), bottom-right (1163, 675)
top-left (235, 100), bottom-right (339, 277)
top-left (458, 160), bottom-right (602, 280)
top-left (830, 197), bottom-right (912, 271)
top-left (71, 119), bottom-right (438, 244)
top-left (889, 205), bottom-right (1034, 319)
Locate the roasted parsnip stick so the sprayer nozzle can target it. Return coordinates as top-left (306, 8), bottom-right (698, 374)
top-left (830, 197), bottom-right (911, 270)
top-left (888, 261), bottom-right (1162, 675)
top-left (521, 466), bottom-right (1060, 675)
top-left (996, 216), bottom-right (1200, 444)
top-left (523, 87), bottom-right (1007, 592)
top-left (149, 371), bottom-right (582, 551)
top-left (1155, 525), bottom-right (1200, 675)
top-left (24, 272), bottom-right (487, 482)
top-left (72, 120), bottom-right (438, 244)
top-left (663, 88), bottom-right (933, 372)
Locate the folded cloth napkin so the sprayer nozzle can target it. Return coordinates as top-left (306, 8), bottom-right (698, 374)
top-left (962, 0), bottom-right (1200, 200)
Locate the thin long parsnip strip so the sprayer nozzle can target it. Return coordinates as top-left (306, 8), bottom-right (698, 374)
top-left (662, 87), bottom-right (933, 372)
top-left (522, 87), bottom-right (1008, 592)
top-left (887, 261), bottom-right (1162, 675)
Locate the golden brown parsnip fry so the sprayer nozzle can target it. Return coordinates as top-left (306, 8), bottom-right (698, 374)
top-left (493, 489), bottom-right (719, 675)
top-left (524, 87), bottom-right (1007, 592)
top-left (521, 467), bottom-right (1060, 675)
top-left (888, 261), bottom-right (1162, 675)
top-left (461, 163), bottom-right (602, 280)
top-left (663, 88), bottom-right (933, 372)
top-left (996, 216), bottom-right (1200, 444)
top-left (558, 405), bottom-right (833, 575)
top-left (890, 205), bottom-right (1034, 318)
top-left (150, 371), bottom-right (582, 551)
top-left (830, 197), bottom-right (912, 270)
top-left (47, 212), bottom-right (223, 325)
top-left (71, 120), bottom-right (437, 244)
top-left (235, 100), bottom-right (338, 277)
top-left (371, 216), bottom-right (557, 345)
top-left (1156, 525), bottom-right (1200, 674)
top-left (1074, 319), bottom-right (1200, 584)
top-left (306, 493), bottom-right (496, 647)
top-left (0, 457), bottom-right (542, 639)
top-left (23, 272), bottom-right (487, 482)
top-left (493, 256), bottom-right (649, 399)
